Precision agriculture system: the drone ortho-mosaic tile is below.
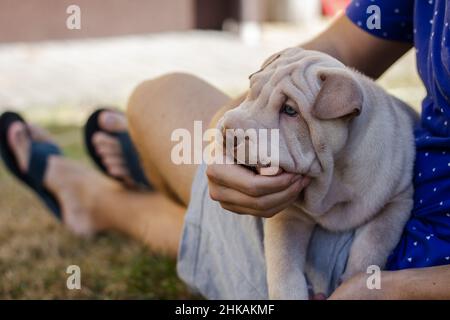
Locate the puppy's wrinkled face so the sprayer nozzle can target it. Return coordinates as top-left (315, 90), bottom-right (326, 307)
top-left (219, 48), bottom-right (363, 177)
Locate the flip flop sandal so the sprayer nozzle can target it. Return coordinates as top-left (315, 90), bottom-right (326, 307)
top-left (84, 108), bottom-right (151, 189)
top-left (0, 111), bottom-right (62, 219)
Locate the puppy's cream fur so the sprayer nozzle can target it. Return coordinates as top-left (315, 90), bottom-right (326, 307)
top-left (218, 48), bottom-right (418, 299)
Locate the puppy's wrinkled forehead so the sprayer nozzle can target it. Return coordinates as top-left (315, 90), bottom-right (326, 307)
top-left (248, 48), bottom-right (345, 106)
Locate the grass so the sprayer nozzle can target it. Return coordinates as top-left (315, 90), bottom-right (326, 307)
top-left (0, 125), bottom-right (196, 299)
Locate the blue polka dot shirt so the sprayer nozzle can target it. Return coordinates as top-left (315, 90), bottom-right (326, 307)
top-left (347, 0), bottom-right (450, 270)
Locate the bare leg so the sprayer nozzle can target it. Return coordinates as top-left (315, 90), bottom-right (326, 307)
top-left (45, 157), bottom-right (186, 257)
top-left (7, 73), bottom-right (230, 257)
top-left (91, 111), bottom-right (136, 186)
top-left (126, 73), bottom-right (230, 205)
top-left (88, 72), bottom-right (230, 254)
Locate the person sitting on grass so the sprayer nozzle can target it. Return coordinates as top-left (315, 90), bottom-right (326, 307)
top-left (1, 0), bottom-right (450, 299)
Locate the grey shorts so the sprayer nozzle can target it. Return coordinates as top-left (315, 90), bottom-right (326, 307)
top-left (177, 164), bottom-right (354, 299)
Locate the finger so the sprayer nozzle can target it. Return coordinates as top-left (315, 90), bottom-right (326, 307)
top-left (209, 178), bottom-right (305, 212)
top-left (207, 163), bottom-right (301, 197)
top-left (219, 195), bottom-right (298, 218)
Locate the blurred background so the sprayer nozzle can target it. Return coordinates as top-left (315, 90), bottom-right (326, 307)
top-left (0, 0), bottom-right (423, 299)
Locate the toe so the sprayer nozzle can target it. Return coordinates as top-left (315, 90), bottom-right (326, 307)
top-left (102, 155), bottom-right (129, 179)
top-left (98, 111), bottom-right (127, 133)
top-left (95, 144), bottom-right (122, 157)
top-left (102, 155), bottom-right (126, 168)
top-left (91, 116), bottom-right (134, 183)
top-left (107, 164), bottom-right (130, 179)
top-left (92, 132), bottom-right (121, 154)
top-left (7, 121), bottom-right (31, 173)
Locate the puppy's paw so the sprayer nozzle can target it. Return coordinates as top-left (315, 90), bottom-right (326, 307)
top-left (269, 287), bottom-right (309, 300)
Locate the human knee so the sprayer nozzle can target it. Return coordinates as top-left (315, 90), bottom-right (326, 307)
top-left (126, 72), bottom-right (201, 129)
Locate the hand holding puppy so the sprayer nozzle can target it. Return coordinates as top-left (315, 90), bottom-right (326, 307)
top-left (206, 163), bottom-right (309, 218)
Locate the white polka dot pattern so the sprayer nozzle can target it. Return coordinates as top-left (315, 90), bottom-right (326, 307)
top-left (347, 0), bottom-right (450, 270)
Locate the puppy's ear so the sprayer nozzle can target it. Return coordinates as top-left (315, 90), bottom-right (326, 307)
top-left (312, 71), bottom-right (363, 120)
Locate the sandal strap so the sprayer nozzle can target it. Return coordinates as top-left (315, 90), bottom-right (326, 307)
top-left (0, 111), bottom-right (62, 219)
top-left (84, 108), bottom-right (151, 188)
top-left (116, 132), bottom-right (150, 188)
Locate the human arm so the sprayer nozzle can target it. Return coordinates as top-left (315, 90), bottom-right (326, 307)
top-left (301, 13), bottom-right (412, 79)
top-left (329, 265), bottom-right (450, 300)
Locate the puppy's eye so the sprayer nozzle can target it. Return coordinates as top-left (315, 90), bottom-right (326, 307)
top-left (281, 104), bottom-right (298, 117)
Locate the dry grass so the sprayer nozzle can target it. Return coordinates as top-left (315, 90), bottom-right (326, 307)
top-left (0, 125), bottom-right (195, 299)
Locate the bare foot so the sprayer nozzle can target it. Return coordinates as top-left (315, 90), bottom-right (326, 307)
top-left (92, 111), bottom-right (134, 186)
top-left (7, 122), bottom-right (55, 173)
top-left (7, 121), bottom-right (113, 236)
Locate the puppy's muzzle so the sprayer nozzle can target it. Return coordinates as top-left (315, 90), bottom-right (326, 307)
top-left (221, 125), bottom-right (278, 174)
